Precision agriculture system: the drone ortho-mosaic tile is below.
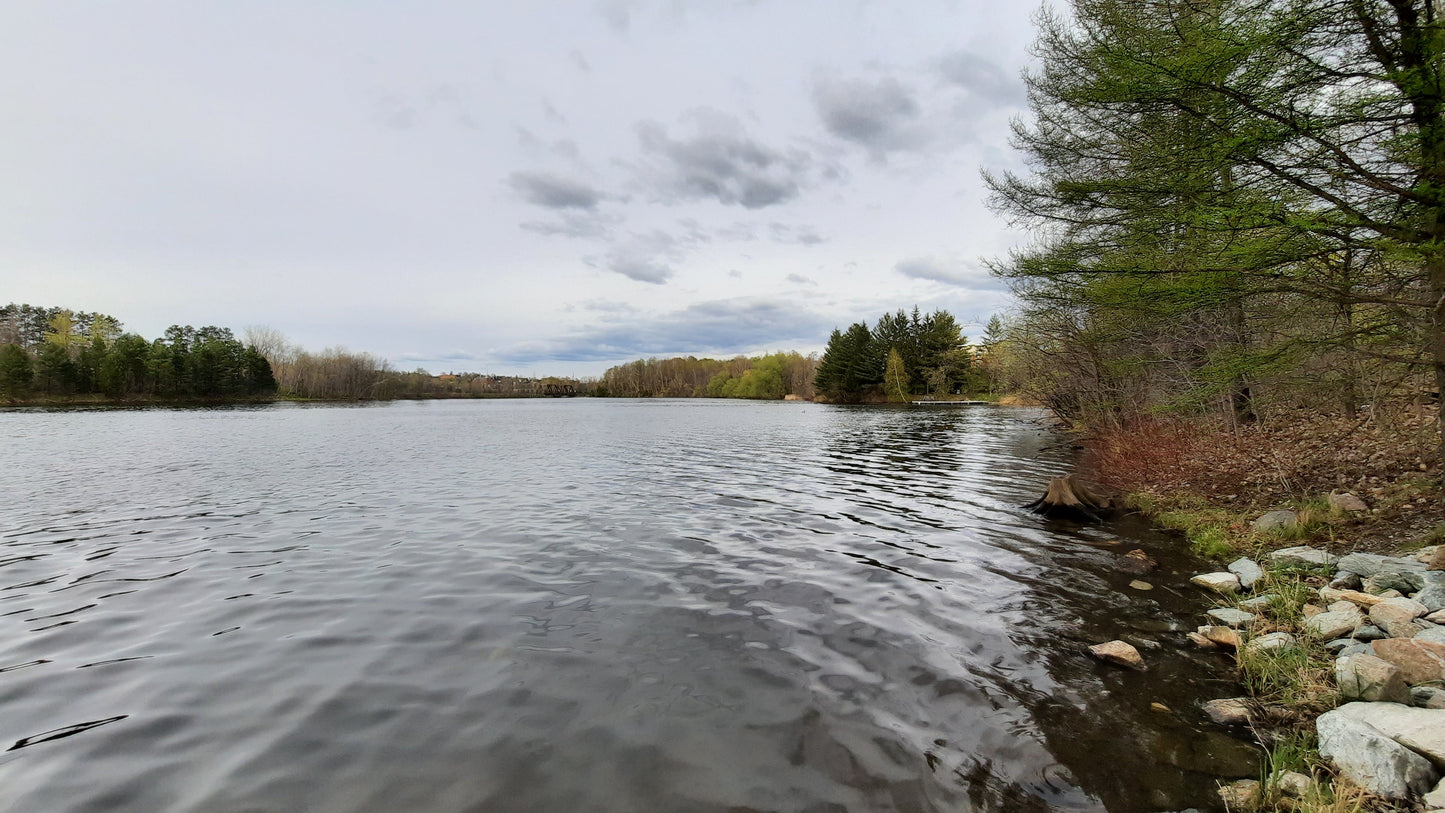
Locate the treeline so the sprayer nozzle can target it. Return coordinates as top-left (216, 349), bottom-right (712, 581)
top-left (814, 308), bottom-right (981, 403)
top-left (598, 352), bottom-right (817, 399)
top-left (0, 304), bottom-right (275, 400)
top-left (985, 0), bottom-right (1445, 462)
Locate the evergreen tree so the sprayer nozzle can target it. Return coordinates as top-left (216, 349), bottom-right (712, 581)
top-left (0, 344), bottom-right (32, 397)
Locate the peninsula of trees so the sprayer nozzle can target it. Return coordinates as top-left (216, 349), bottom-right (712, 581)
top-left (814, 308), bottom-right (983, 403)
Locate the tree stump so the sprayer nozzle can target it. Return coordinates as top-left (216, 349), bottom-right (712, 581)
top-left (1022, 474), bottom-right (1113, 521)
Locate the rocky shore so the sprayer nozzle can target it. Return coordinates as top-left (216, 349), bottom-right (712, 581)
top-left (1178, 537), bottom-right (1445, 810)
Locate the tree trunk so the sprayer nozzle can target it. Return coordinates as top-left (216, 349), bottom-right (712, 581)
top-left (1023, 474), bottom-right (1114, 521)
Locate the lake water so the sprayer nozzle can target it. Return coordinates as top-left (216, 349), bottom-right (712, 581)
top-left (0, 399), bottom-right (1255, 812)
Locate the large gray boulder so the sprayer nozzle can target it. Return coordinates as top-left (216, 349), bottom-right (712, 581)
top-left (1338, 552), bottom-right (1428, 578)
top-left (1317, 706), bottom-right (1439, 799)
top-left (1336, 653), bottom-right (1410, 703)
top-left (1307, 608), bottom-right (1364, 640)
top-left (1414, 584), bottom-right (1445, 613)
top-left (1326, 702), bottom-right (1445, 768)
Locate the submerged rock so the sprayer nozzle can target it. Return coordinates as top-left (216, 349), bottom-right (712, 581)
top-left (1317, 707), bottom-right (1438, 799)
top-left (1088, 640), bottom-right (1146, 670)
top-left (1114, 549), bottom-right (1158, 575)
top-left (1128, 579), bottom-right (1154, 591)
top-left (1201, 697), bottom-right (1251, 726)
top-left (1336, 653), bottom-right (1409, 703)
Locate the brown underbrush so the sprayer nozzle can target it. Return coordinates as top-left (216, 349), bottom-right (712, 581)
top-left (1081, 402), bottom-right (1443, 553)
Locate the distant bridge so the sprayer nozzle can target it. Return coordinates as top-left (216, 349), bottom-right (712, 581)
top-left (541, 383), bottom-right (577, 397)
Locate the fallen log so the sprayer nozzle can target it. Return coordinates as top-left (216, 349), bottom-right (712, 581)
top-left (1022, 474), bottom-right (1114, 521)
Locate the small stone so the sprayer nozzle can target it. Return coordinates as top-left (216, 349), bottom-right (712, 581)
top-left (1338, 642), bottom-right (1375, 658)
top-left (1190, 572), bottom-right (1241, 594)
top-left (1253, 510), bottom-right (1298, 532)
top-left (1089, 640), bottom-right (1146, 670)
top-left (1270, 545), bottom-right (1337, 567)
top-left (1245, 632), bottom-right (1296, 654)
top-left (1319, 586), bottom-right (1385, 607)
top-left (1373, 637), bottom-right (1445, 685)
top-left (1199, 625), bottom-right (1241, 649)
top-left (1376, 588), bottom-right (1405, 599)
top-left (1371, 597), bottom-right (1430, 638)
top-left (1228, 557), bottom-right (1264, 589)
top-left (1412, 686), bottom-right (1445, 710)
top-left (1306, 609), bottom-right (1364, 639)
top-left (1114, 549), bottom-right (1158, 575)
top-left (1217, 779), bottom-right (1261, 809)
top-left (1328, 491), bottom-right (1369, 512)
top-left (1335, 653), bottom-right (1410, 704)
top-left (1323, 637), bottom-right (1356, 653)
top-left (1239, 593), bottom-right (1276, 610)
top-left (1207, 608), bottom-right (1256, 627)
top-left (1201, 697), bottom-right (1251, 726)
top-left (1351, 624), bottom-right (1388, 641)
top-left (1128, 580), bottom-right (1153, 591)
top-left (1278, 770), bottom-right (1313, 798)
top-left (1150, 702), bottom-right (1171, 713)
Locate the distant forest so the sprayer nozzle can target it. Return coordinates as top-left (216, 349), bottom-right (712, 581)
top-left (598, 352), bottom-right (817, 399)
top-left (0, 303), bottom-right (276, 400)
top-left (814, 308), bottom-right (984, 403)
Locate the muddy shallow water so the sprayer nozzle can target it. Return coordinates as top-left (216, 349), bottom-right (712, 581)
top-left (0, 399), bottom-right (1257, 811)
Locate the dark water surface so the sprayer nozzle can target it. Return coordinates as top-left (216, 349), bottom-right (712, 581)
top-left (0, 400), bottom-right (1256, 812)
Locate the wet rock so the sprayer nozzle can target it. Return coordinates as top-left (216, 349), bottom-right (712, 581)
top-left (1412, 686), bottom-right (1445, 710)
top-left (1371, 597), bottom-right (1430, 638)
top-left (1415, 584), bottom-right (1445, 613)
top-left (1150, 701), bottom-right (1171, 713)
top-left (1190, 572), bottom-right (1241, 594)
top-left (1217, 779), bottom-right (1260, 809)
top-left (1329, 491), bottom-right (1370, 512)
top-left (1206, 608), bottom-right (1256, 627)
top-left (1319, 586), bottom-right (1384, 607)
top-left (1306, 609), bottom-right (1363, 639)
top-left (1244, 632), bottom-right (1296, 654)
top-left (1198, 625), bottom-right (1241, 649)
top-left (1278, 770), bottom-right (1313, 798)
top-left (1151, 729), bottom-right (1260, 777)
top-left (1114, 549), bottom-right (1158, 575)
top-left (1128, 579), bottom-right (1153, 591)
top-left (1326, 702), bottom-right (1445, 768)
top-left (1317, 707), bottom-right (1438, 799)
top-left (1336, 653), bottom-right (1410, 703)
top-left (1124, 635), bottom-right (1162, 651)
top-left (1228, 557), bottom-right (1264, 590)
top-left (1254, 510), bottom-right (1298, 533)
top-left (1373, 638), bottom-right (1445, 685)
top-left (1270, 546), bottom-right (1337, 567)
top-left (1201, 697), bottom-right (1251, 726)
top-left (1088, 640), bottom-right (1145, 670)
top-left (1186, 631), bottom-right (1218, 650)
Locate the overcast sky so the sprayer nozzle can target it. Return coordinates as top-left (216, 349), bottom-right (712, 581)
top-left (0, 1), bottom-right (1039, 376)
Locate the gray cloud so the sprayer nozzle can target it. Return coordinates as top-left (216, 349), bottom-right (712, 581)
top-left (812, 76), bottom-right (923, 153)
top-left (509, 171), bottom-right (606, 210)
top-left (520, 210), bottom-right (621, 239)
top-left (585, 229), bottom-right (693, 284)
top-left (938, 50), bottom-right (1026, 106)
top-left (895, 256), bottom-right (986, 285)
top-left (496, 297), bottom-right (831, 363)
top-left (769, 222), bottom-right (825, 245)
top-left (785, 273), bottom-right (816, 285)
top-left (631, 114), bottom-right (816, 208)
top-left (570, 50), bottom-right (592, 73)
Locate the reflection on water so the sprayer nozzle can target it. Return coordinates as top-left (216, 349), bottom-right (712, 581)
top-left (0, 400), bottom-right (1253, 811)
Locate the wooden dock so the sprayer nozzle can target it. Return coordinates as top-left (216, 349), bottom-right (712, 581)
top-left (910, 400), bottom-right (990, 405)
